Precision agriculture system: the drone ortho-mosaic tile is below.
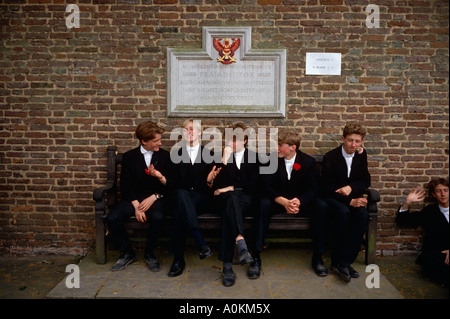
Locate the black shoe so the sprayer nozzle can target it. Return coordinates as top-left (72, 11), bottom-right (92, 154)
top-left (331, 264), bottom-right (351, 282)
top-left (312, 256), bottom-right (328, 277)
top-left (144, 255), bottom-right (161, 272)
top-left (199, 245), bottom-right (212, 260)
top-left (168, 260), bottom-right (185, 277)
top-left (111, 253), bottom-right (135, 272)
top-left (247, 258), bottom-right (261, 279)
top-left (348, 265), bottom-right (359, 278)
top-left (239, 249), bottom-right (254, 265)
top-left (222, 267), bottom-right (236, 287)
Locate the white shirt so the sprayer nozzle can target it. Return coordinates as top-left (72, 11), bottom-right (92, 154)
top-left (234, 149), bottom-right (245, 170)
top-left (284, 153), bottom-right (297, 180)
top-left (440, 206), bottom-right (449, 223)
top-left (140, 145), bottom-right (153, 168)
top-left (341, 146), bottom-right (355, 178)
top-left (186, 143), bottom-right (200, 165)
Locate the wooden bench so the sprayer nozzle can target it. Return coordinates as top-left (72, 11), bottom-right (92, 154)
top-left (93, 145), bottom-right (380, 265)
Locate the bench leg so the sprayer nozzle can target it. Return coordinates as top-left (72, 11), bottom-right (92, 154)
top-left (95, 212), bottom-right (107, 264)
top-left (365, 213), bottom-right (377, 265)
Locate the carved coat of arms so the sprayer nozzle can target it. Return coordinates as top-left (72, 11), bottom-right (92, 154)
top-left (213, 38), bottom-right (240, 64)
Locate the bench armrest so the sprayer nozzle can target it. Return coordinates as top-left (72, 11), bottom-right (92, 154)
top-left (363, 188), bottom-right (380, 216)
top-left (93, 181), bottom-right (115, 215)
top-left (364, 188), bottom-right (380, 203)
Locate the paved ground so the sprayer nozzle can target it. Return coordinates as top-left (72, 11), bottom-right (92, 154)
top-left (1, 243), bottom-right (448, 301)
top-left (46, 246), bottom-right (402, 299)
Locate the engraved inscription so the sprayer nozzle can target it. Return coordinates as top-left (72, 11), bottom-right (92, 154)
top-left (178, 60), bottom-right (276, 106)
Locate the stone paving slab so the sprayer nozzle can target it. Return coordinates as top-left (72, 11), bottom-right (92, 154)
top-left (47, 246), bottom-right (403, 300)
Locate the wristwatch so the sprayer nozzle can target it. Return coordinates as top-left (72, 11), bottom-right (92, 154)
top-left (155, 193), bottom-right (163, 200)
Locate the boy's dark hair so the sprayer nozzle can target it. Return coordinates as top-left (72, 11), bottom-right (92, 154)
top-left (277, 129), bottom-right (301, 150)
top-left (428, 177), bottom-right (449, 196)
top-left (343, 122), bottom-right (366, 138)
top-left (228, 122), bottom-right (250, 144)
top-left (135, 121), bottom-right (165, 142)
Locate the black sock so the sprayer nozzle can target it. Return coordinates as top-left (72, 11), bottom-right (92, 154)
top-left (223, 262), bottom-right (233, 270)
top-left (236, 238), bottom-right (248, 254)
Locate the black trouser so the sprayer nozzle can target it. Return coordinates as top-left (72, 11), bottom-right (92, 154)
top-left (418, 250), bottom-right (449, 286)
top-left (312, 197), bottom-right (330, 258)
top-left (313, 197), bottom-right (369, 267)
top-left (216, 191), bottom-right (256, 263)
top-left (106, 199), bottom-right (165, 258)
top-left (253, 197), bottom-right (274, 255)
top-left (170, 188), bottom-right (213, 261)
top-left (256, 197), bottom-right (316, 256)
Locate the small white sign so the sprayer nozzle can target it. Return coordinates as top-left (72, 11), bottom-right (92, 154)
top-left (305, 52), bottom-right (341, 75)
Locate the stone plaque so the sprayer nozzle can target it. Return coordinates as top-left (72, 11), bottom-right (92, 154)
top-left (167, 27), bottom-right (286, 117)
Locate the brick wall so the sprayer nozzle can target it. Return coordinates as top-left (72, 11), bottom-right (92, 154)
top-left (0, 0), bottom-right (448, 256)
